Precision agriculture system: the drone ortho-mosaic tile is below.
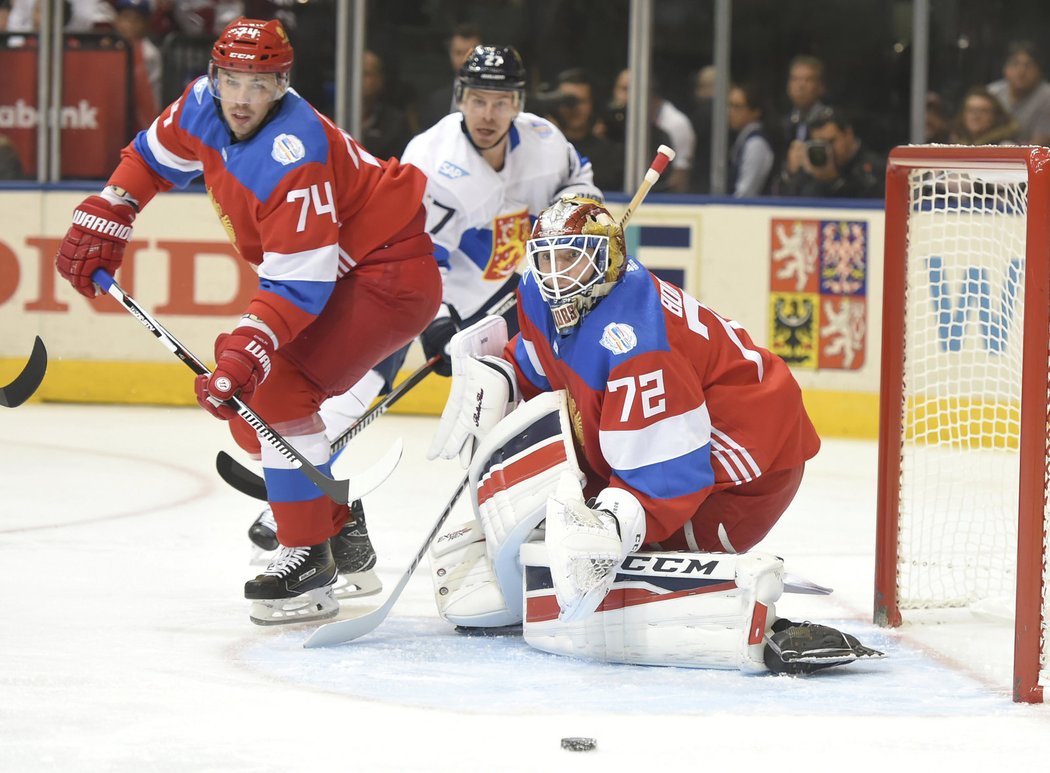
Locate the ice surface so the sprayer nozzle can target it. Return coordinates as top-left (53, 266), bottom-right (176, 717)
top-left (1, 404), bottom-right (1047, 771)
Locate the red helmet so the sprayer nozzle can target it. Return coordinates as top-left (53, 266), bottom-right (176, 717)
top-left (211, 18), bottom-right (294, 74)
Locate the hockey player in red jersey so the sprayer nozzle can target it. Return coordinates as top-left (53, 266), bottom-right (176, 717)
top-left (54, 18), bottom-right (442, 625)
top-left (427, 196), bottom-right (882, 672)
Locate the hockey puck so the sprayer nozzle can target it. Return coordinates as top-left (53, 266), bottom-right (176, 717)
top-left (560, 737), bottom-right (596, 752)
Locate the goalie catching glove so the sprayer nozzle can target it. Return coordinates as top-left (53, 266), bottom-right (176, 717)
top-left (545, 471), bottom-right (646, 623)
top-left (55, 188), bottom-right (138, 298)
top-left (194, 319), bottom-right (276, 420)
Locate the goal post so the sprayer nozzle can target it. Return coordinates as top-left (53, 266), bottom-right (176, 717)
top-left (876, 144), bottom-right (1050, 703)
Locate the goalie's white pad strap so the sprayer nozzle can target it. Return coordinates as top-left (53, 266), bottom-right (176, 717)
top-left (428, 520), bottom-right (519, 627)
top-left (467, 391), bottom-right (585, 620)
top-left (520, 544), bottom-right (784, 670)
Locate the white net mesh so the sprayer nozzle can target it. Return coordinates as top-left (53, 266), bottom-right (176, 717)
top-left (898, 165), bottom-right (1049, 688)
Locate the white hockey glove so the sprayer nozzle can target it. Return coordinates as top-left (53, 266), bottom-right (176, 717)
top-left (427, 316), bottom-right (517, 467)
top-left (544, 472), bottom-right (646, 623)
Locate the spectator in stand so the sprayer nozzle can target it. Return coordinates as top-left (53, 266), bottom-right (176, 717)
top-left (599, 69), bottom-right (672, 192)
top-left (4, 0), bottom-right (111, 31)
top-left (987, 41), bottom-right (1050, 146)
top-left (0, 134), bottom-right (24, 179)
top-left (727, 81), bottom-right (779, 197)
top-left (689, 64), bottom-right (715, 194)
top-left (359, 49), bottom-right (413, 159)
top-left (778, 107), bottom-right (884, 199)
top-left (543, 68), bottom-right (623, 192)
top-left (113, 0), bottom-right (161, 131)
top-left (609, 68), bottom-right (695, 193)
top-left (925, 92), bottom-right (952, 143)
top-left (949, 86), bottom-right (1018, 146)
top-left (782, 55), bottom-right (828, 146)
top-left (418, 22), bottom-right (482, 130)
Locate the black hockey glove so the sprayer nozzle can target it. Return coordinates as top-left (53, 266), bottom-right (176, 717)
top-left (420, 306), bottom-right (461, 377)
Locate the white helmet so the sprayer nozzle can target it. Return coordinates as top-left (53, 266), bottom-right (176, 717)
top-left (526, 196), bottom-right (627, 334)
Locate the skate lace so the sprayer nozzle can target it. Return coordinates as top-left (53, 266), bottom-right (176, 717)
top-left (264, 546), bottom-right (311, 577)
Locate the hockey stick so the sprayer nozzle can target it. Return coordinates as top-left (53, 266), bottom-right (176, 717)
top-left (92, 269), bottom-right (395, 505)
top-left (0, 336), bottom-right (47, 408)
top-left (216, 355), bottom-right (442, 501)
top-left (216, 289), bottom-right (520, 501)
top-left (303, 473), bottom-right (469, 648)
top-left (619, 144), bottom-right (675, 229)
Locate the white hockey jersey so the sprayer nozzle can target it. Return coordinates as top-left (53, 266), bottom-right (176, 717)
top-left (401, 111), bottom-right (600, 318)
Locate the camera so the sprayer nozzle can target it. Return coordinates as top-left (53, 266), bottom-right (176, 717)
top-left (805, 140), bottom-right (831, 167)
top-left (530, 89), bottom-right (580, 117)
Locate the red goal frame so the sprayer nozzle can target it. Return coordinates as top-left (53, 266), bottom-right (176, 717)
top-left (875, 144), bottom-right (1050, 704)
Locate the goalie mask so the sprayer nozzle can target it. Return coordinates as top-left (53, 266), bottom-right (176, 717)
top-left (526, 197), bottom-right (627, 333)
top-left (209, 18), bottom-right (293, 102)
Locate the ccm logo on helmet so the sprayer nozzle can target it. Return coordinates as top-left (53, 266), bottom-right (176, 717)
top-left (620, 555), bottom-right (720, 576)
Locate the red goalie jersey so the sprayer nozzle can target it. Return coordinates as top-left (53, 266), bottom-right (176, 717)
top-left (506, 260), bottom-right (820, 549)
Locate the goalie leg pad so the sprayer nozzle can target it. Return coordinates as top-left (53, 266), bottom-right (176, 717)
top-left (520, 544), bottom-right (784, 670)
top-left (468, 391), bottom-right (585, 620)
top-left (428, 520), bottom-right (520, 627)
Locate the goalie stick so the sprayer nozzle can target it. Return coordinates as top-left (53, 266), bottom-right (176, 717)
top-left (0, 336), bottom-right (47, 408)
top-left (92, 269), bottom-right (398, 505)
top-left (216, 290), bottom-right (520, 501)
top-left (303, 473), bottom-right (469, 648)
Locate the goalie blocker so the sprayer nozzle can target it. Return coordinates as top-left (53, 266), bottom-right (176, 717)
top-left (428, 390), bottom-right (883, 672)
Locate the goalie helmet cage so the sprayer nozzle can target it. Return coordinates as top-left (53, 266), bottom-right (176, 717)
top-left (875, 144), bottom-right (1050, 703)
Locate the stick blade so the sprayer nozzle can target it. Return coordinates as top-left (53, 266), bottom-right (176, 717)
top-left (216, 437), bottom-right (404, 503)
top-left (303, 608), bottom-right (385, 648)
top-left (0, 336), bottom-right (47, 408)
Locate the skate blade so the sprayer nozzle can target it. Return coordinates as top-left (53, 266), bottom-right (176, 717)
top-left (333, 570), bottom-right (382, 600)
top-left (249, 586), bottom-right (339, 626)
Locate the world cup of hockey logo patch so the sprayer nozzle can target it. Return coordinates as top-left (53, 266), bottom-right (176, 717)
top-left (599, 322), bottom-right (637, 354)
top-left (483, 209), bottom-right (531, 281)
top-left (272, 133), bottom-right (306, 165)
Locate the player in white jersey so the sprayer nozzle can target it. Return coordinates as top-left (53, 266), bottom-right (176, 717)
top-left (248, 46), bottom-right (602, 558)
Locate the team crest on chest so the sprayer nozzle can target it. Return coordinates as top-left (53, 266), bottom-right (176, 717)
top-left (272, 133), bottom-right (306, 165)
top-left (483, 208), bottom-right (531, 281)
top-left (599, 322), bottom-right (637, 354)
top-left (207, 187), bottom-right (238, 250)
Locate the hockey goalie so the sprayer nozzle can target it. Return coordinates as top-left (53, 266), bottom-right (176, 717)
top-left (425, 196), bottom-right (883, 673)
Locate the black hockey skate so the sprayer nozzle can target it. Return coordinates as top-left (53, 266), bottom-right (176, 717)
top-left (329, 500), bottom-right (382, 600)
top-left (248, 507), bottom-right (279, 552)
top-left (245, 542), bottom-right (339, 625)
top-left (764, 619), bottom-right (885, 674)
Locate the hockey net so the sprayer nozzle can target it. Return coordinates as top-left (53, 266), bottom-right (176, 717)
top-left (875, 145), bottom-right (1050, 703)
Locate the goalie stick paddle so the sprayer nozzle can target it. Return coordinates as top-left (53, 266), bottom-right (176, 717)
top-left (0, 336), bottom-right (47, 408)
top-left (215, 289), bottom-right (520, 501)
top-left (92, 269), bottom-right (382, 505)
top-left (303, 473), bottom-right (469, 648)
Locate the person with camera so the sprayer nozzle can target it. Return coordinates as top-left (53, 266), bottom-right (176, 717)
top-left (536, 68), bottom-right (623, 192)
top-left (776, 107), bottom-right (885, 199)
